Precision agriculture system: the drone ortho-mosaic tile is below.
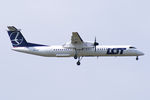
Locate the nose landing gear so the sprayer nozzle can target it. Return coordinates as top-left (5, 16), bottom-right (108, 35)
top-left (136, 56), bottom-right (139, 60)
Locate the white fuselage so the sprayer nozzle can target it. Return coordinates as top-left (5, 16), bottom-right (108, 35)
top-left (12, 45), bottom-right (144, 57)
top-left (7, 26), bottom-right (144, 65)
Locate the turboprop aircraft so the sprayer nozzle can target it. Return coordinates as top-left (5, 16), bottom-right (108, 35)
top-left (7, 26), bottom-right (144, 65)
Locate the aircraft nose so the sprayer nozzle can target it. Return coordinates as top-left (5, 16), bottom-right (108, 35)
top-left (138, 51), bottom-right (144, 56)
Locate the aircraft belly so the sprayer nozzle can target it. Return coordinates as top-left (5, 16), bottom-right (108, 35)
top-left (13, 48), bottom-right (140, 57)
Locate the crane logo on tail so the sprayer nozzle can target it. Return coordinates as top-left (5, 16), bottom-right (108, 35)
top-left (10, 32), bottom-right (24, 46)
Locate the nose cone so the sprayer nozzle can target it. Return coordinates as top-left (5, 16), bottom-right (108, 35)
top-left (138, 51), bottom-right (144, 56)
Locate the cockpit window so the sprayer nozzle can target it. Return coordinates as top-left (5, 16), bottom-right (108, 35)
top-left (129, 46), bottom-right (136, 49)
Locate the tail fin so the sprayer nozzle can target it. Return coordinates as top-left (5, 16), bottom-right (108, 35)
top-left (7, 26), bottom-right (28, 47)
top-left (7, 26), bottom-right (47, 47)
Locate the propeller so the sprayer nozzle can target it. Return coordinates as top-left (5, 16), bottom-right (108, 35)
top-left (94, 37), bottom-right (99, 52)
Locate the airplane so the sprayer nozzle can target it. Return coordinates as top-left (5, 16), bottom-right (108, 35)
top-left (7, 26), bottom-right (144, 65)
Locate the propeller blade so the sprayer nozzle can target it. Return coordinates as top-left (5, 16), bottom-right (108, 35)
top-left (94, 37), bottom-right (99, 52)
top-left (94, 37), bottom-right (97, 52)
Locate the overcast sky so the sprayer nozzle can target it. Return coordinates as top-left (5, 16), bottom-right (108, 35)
top-left (0, 0), bottom-right (150, 100)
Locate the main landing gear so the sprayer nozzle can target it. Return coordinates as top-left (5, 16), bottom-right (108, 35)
top-left (74, 49), bottom-right (83, 66)
top-left (74, 55), bottom-right (77, 59)
top-left (76, 56), bottom-right (83, 66)
top-left (77, 61), bottom-right (81, 65)
top-left (74, 54), bottom-right (82, 65)
top-left (74, 49), bottom-right (78, 59)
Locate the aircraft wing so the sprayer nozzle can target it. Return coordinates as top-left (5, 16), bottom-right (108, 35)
top-left (71, 32), bottom-right (83, 44)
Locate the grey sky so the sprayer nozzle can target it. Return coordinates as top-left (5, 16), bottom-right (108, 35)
top-left (0, 0), bottom-right (150, 100)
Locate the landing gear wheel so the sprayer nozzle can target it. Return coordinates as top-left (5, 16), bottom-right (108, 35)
top-left (136, 56), bottom-right (139, 60)
top-left (74, 55), bottom-right (77, 59)
top-left (77, 61), bottom-right (81, 65)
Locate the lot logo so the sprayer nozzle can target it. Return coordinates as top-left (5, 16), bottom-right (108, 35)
top-left (107, 48), bottom-right (126, 54)
top-left (10, 32), bottom-right (23, 46)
